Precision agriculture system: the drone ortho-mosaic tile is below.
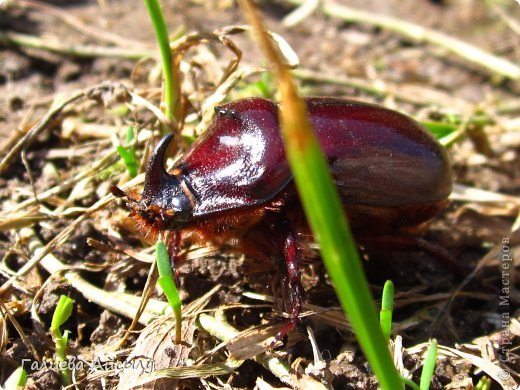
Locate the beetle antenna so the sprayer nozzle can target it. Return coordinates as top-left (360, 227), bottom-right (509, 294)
top-left (110, 185), bottom-right (127, 198)
top-left (110, 185), bottom-right (141, 205)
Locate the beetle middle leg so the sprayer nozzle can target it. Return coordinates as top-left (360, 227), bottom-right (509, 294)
top-left (273, 220), bottom-right (305, 343)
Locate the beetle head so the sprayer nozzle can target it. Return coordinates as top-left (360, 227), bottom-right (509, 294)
top-left (113, 134), bottom-right (194, 238)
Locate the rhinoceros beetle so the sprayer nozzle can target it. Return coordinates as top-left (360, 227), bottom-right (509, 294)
top-left (113, 97), bottom-right (453, 338)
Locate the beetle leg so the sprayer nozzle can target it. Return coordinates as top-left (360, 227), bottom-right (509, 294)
top-left (274, 221), bottom-right (305, 343)
top-left (166, 230), bottom-right (182, 285)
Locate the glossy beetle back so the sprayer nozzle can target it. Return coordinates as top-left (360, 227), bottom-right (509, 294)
top-left (132, 97), bottom-right (452, 232)
top-left (304, 97), bottom-right (452, 207)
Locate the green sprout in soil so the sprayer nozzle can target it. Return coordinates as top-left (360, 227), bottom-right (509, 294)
top-left (402, 339), bottom-right (438, 390)
top-left (156, 239), bottom-right (182, 344)
top-left (378, 281), bottom-right (440, 389)
top-left (115, 126), bottom-right (138, 178)
top-left (50, 295), bottom-right (74, 386)
top-left (380, 280), bottom-right (394, 344)
top-left (419, 339), bottom-right (438, 390)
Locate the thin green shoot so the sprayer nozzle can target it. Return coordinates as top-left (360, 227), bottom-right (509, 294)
top-left (475, 375), bottom-right (491, 390)
top-left (3, 367), bottom-right (27, 390)
top-left (380, 280), bottom-right (394, 344)
top-left (144, 0), bottom-right (179, 125)
top-left (419, 339), bottom-right (438, 390)
top-left (237, 1), bottom-right (403, 388)
top-left (50, 295), bottom-right (74, 386)
top-left (156, 240), bottom-right (182, 344)
top-left (116, 127), bottom-right (138, 177)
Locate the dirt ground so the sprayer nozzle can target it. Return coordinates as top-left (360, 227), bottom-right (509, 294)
top-left (0, 0), bottom-right (519, 389)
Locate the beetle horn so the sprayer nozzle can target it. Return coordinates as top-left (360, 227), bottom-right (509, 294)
top-left (142, 134), bottom-right (177, 199)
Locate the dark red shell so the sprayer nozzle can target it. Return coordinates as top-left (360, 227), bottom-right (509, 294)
top-left (133, 97), bottom-right (452, 233)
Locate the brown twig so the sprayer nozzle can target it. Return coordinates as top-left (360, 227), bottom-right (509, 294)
top-left (0, 32), bottom-right (156, 59)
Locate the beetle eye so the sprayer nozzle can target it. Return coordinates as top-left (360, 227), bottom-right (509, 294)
top-left (136, 194), bottom-right (193, 230)
top-left (167, 195), bottom-right (193, 224)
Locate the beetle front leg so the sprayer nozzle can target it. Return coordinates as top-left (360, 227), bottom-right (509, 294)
top-left (166, 230), bottom-right (182, 285)
top-left (274, 221), bottom-right (305, 343)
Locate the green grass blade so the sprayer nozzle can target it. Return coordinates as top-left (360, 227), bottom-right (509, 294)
top-left (144, 0), bottom-right (179, 123)
top-left (238, 1), bottom-right (404, 388)
top-left (254, 72), bottom-right (275, 98)
top-left (156, 239), bottom-right (175, 281)
top-left (123, 127), bottom-right (138, 177)
top-left (421, 121), bottom-right (458, 140)
top-left (420, 339), bottom-right (438, 390)
top-left (156, 240), bottom-right (182, 343)
top-left (285, 119), bottom-right (403, 390)
top-left (421, 121), bottom-right (462, 147)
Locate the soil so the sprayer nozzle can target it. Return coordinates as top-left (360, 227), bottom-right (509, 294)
top-left (0, 0), bottom-right (519, 389)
